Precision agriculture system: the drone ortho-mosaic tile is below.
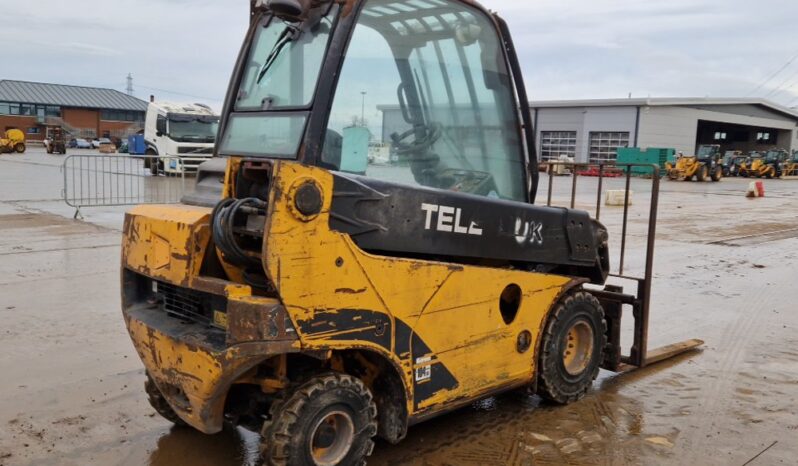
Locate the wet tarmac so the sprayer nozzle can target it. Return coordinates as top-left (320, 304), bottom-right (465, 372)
top-left (2, 149), bottom-right (798, 465)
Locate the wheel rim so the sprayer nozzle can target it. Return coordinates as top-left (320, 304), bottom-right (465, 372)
top-left (562, 321), bottom-right (594, 376)
top-left (310, 410), bottom-right (355, 466)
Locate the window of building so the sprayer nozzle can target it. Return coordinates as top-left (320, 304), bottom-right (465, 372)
top-left (714, 132), bottom-right (727, 141)
top-left (756, 132), bottom-right (772, 143)
top-left (0, 103), bottom-right (62, 118)
top-left (589, 131), bottom-right (630, 163)
top-left (26, 127), bottom-right (40, 135)
top-left (101, 109), bottom-right (145, 122)
top-left (540, 131), bottom-right (577, 161)
top-left (18, 105), bottom-right (34, 116)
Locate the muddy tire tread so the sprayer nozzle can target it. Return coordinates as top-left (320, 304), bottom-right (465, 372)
top-left (260, 373), bottom-right (378, 466)
top-left (144, 376), bottom-right (187, 426)
top-left (537, 291), bottom-right (607, 405)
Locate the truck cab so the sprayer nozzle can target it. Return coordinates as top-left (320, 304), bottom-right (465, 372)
top-left (136, 101), bottom-right (220, 175)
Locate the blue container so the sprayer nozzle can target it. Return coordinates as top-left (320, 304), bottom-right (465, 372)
top-left (128, 134), bottom-right (146, 155)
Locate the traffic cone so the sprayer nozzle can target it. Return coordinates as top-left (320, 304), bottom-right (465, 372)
top-left (746, 181), bottom-right (766, 198)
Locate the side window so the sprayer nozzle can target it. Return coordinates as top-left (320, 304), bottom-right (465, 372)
top-left (322, 0), bottom-right (526, 202)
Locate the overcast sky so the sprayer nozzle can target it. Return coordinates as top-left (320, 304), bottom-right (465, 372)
top-left (3, 0), bottom-right (798, 111)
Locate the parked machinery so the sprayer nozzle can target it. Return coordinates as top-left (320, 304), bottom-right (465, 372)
top-left (666, 144), bottom-right (723, 181)
top-left (120, 1), bottom-right (701, 464)
top-left (742, 149), bottom-right (788, 178)
top-left (722, 151), bottom-right (746, 177)
top-left (45, 126), bottom-right (67, 155)
top-left (785, 151), bottom-right (798, 177)
top-left (0, 129), bottom-right (26, 154)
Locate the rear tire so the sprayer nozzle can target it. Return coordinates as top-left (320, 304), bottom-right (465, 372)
top-left (260, 373), bottom-right (378, 466)
top-left (537, 291), bottom-right (607, 405)
top-left (14, 143), bottom-right (25, 153)
top-left (145, 375), bottom-right (187, 427)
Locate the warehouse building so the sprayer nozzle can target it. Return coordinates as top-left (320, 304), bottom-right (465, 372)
top-left (0, 80), bottom-right (147, 141)
top-left (530, 98), bottom-right (798, 163)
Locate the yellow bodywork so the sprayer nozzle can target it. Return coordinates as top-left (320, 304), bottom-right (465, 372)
top-left (666, 156), bottom-right (704, 181)
top-left (0, 129), bottom-right (25, 154)
top-left (122, 159), bottom-right (580, 433)
top-left (740, 158), bottom-right (775, 178)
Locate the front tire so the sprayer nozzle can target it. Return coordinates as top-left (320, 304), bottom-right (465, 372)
top-left (260, 373), bottom-right (378, 466)
top-left (537, 291), bottom-right (607, 404)
top-left (14, 143), bottom-right (25, 153)
top-left (711, 166), bottom-right (723, 182)
top-left (696, 165), bottom-right (708, 182)
top-left (145, 375), bottom-right (187, 427)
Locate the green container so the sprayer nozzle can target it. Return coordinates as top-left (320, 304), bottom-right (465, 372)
top-left (616, 147), bottom-right (675, 175)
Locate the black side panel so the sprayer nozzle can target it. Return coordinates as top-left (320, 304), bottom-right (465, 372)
top-left (329, 173), bottom-right (605, 280)
top-left (295, 309), bottom-right (392, 351)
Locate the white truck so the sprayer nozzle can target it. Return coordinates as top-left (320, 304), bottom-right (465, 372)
top-left (133, 100), bottom-right (220, 175)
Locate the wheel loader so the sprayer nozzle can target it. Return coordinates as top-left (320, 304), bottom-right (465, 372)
top-left (121, 1), bottom-right (701, 464)
top-left (665, 144), bottom-right (723, 181)
top-left (0, 129), bottom-right (26, 154)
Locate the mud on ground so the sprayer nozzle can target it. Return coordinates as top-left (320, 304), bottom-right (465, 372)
top-left (1, 151), bottom-right (797, 465)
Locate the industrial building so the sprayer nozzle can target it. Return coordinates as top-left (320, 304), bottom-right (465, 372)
top-left (530, 98), bottom-right (798, 163)
top-left (0, 80), bottom-right (147, 141)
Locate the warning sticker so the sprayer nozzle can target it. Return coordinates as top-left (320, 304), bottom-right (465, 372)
top-left (415, 356), bottom-right (432, 382)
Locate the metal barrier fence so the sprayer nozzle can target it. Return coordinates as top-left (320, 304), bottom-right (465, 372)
top-left (62, 155), bottom-right (198, 218)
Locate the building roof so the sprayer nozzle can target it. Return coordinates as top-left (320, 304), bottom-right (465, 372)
top-left (0, 80), bottom-right (148, 112)
top-left (529, 97), bottom-right (798, 120)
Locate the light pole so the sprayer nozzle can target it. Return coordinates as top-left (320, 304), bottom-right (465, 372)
top-left (360, 91), bottom-right (367, 127)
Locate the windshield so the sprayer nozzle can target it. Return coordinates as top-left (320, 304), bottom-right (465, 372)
top-left (321, 0), bottom-right (526, 202)
top-left (765, 151), bottom-right (781, 162)
top-left (697, 145), bottom-right (716, 157)
top-left (168, 116), bottom-right (219, 143)
top-left (220, 6), bottom-right (338, 157)
top-left (235, 8), bottom-right (336, 110)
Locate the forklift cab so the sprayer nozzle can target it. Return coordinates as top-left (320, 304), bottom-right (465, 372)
top-left (223, 0), bottom-right (536, 203)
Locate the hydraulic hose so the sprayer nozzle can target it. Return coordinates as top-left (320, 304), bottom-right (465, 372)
top-left (211, 197), bottom-right (268, 269)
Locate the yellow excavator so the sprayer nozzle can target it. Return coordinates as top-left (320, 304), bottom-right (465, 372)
top-left (120, 1), bottom-right (701, 464)
top-left (665, 144), bottom-right (722, 181)
top-left (0, 129), bottom-right (26, 154)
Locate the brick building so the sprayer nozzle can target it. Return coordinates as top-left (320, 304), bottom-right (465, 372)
top-left (0, 80), bottom-right (147, 141)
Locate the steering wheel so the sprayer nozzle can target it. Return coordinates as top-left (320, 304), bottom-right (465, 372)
top-left (391, 123), bottom-right (442, 156)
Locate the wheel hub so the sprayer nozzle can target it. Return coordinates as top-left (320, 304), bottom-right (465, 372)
top-left (562, 320), bottom-right (594, 376)
top-left (310, 410), bottom-right (355, 466)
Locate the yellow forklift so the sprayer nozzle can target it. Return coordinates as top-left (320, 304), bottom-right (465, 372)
top-left (665, 144), bottom-right (723, 181)
top-left (121, 1), bottom-right (701, 464)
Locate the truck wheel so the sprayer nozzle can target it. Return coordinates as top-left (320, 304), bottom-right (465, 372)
top-left (537, 291), bottom-right (607, 405)
top-left (711, 166), bottom-right (723, 182)
top-left (145, 151), bottom-right (159, 175)
top-left (260, 373), bottom-right (378, 466)
top-left (145, 375), bottom-right (187, 427)
top-left (14, 143), bottom-right (25, 153)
